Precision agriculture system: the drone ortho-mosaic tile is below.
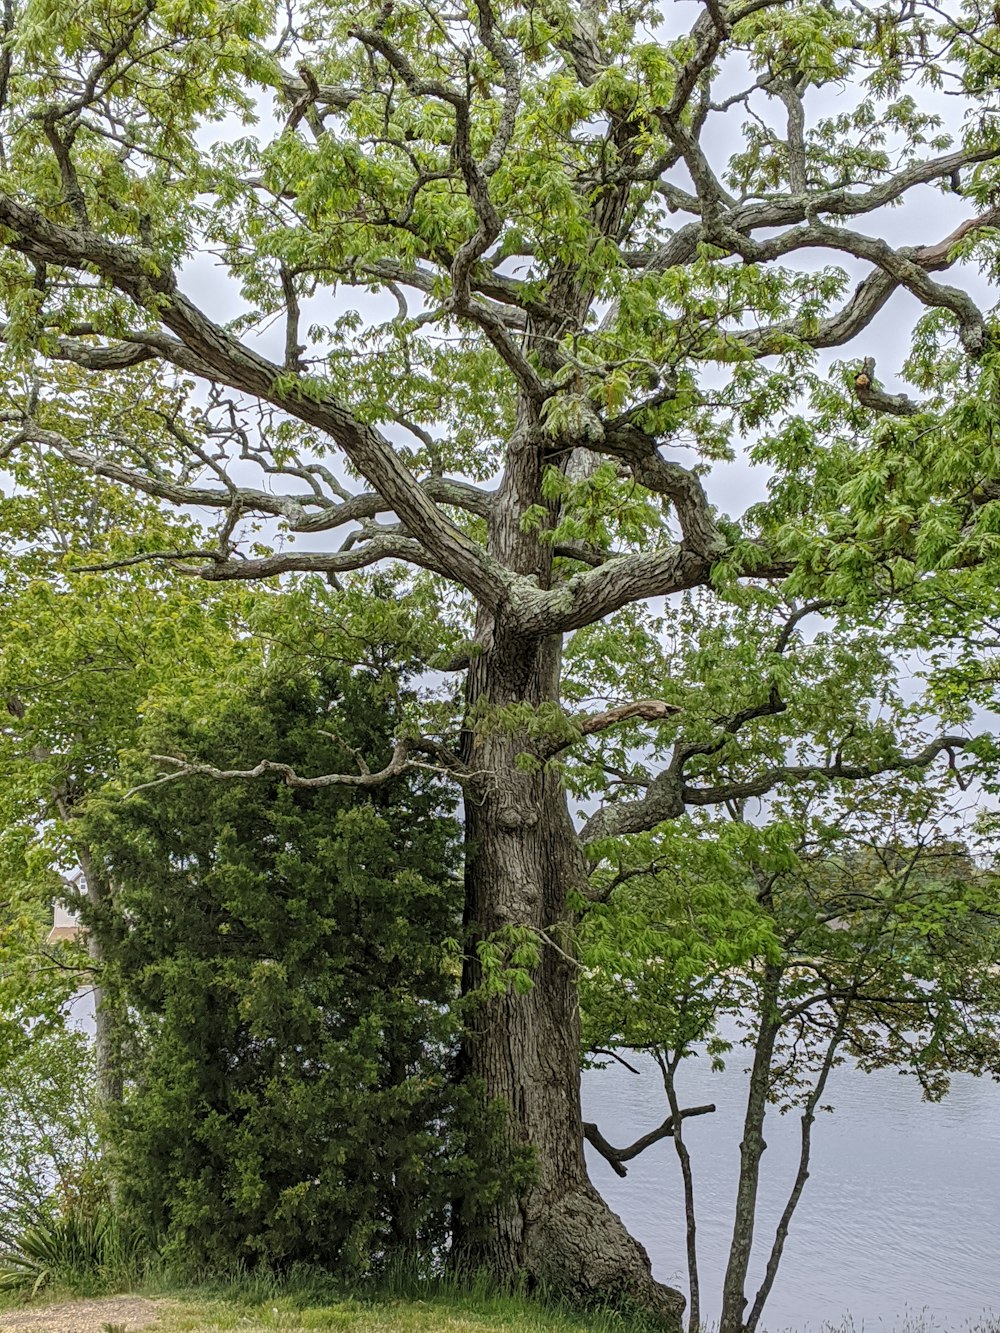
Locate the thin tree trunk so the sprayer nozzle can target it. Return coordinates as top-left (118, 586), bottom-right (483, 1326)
top-left (745, 1005), bottom-right (850, 1333)
top-left (657, 1050), bottom-right (701, 1333)
top-left (718, 965), bottom-right (783, 1333)
top-left (75, 841), bottom-right (124, 1107)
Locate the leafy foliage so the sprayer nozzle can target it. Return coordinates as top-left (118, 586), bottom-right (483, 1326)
top-left (0, 1023), bottom-right (100, 1242)
top-left (0, 1206), bottom-right (146, 1297)
top-left (82, 660), bottom-right (471, 1276)
top-left (582, 776), bottom-right (1000, 1333)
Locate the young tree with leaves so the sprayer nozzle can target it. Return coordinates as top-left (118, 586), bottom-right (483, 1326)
top-left (583, 771), bottom-right (1000, 1333)
top-left (3, 0), bottom-right (1000, 1316)
top-left (0, 393), bottom-right (251, 1103)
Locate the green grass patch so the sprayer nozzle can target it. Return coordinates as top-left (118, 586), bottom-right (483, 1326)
top-left (141, 1271), bottom-right (660, 1333)
top-left (155, 1291), bottom-right (652, 1333)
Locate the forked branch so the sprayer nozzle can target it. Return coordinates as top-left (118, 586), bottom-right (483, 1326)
top-left (127, 736), bottom-right (469, 798)
top-left (584, 1104), bottom-right (716, 1178)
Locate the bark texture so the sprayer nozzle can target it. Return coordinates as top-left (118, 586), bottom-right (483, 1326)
top-left (455, 609), bottom-right (683, 1324)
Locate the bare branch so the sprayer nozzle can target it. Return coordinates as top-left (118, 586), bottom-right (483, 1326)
top-left (127, 735), bottom-right (468, 798)
top-left (591, 1048), bottom-right (643, 1076)
top-left (538, 699), bottom-right (680, 759)
top-left (583, 1104), bottom-right (716, 1178)
top-left (277, 64), bottom-right (360, 114)
top-left (683, 735), bottom-right (975, 807)
top-left (583, 734), bottom-right (974, 844)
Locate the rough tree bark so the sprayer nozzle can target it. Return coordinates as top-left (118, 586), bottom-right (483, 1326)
top-left (455, 425), bottom-right (684, 1319)
top-left (459, 683), bottom-right (680, 1320)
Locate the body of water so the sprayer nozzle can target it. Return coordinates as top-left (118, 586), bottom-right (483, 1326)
top-left (583, 1051), bottom-right (1000, 1331)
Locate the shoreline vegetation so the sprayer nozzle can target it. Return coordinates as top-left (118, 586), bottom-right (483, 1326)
top-left (0, 1276), bottom-right (998, 1333)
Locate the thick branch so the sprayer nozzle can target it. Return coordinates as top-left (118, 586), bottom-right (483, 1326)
top-left (514, 544), bottom-right (716, 637)
top-left (0, 193), bottom-right (507, 608)
top-left (277, 64), bottom-right (360, 115)
top-left (716, 209), bottom-right (1000, 356)
top-left (853, 357), bottom-right (920, 416)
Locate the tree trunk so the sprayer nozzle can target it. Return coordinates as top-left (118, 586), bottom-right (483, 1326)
top-left (658, 1051), bottom-right (701, 1333)
top-left (76, 840), bottom-right (124, 1107)
top-left (454, 620), bottom-right (683, 1326)
top-left (744, 1014), bottom-right (845, 1333)
top-left (719, 965), bottom-right (783, 1333)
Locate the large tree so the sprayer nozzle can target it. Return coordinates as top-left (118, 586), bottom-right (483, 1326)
top-left (1, 0), bottom-right (1000, 1318)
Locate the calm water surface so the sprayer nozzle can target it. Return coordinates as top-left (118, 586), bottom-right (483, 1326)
top-left (582, 1052), bottom-right (1000, 1331)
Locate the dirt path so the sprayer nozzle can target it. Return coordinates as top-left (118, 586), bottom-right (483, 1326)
top-left (0, 1296), bottom-right (164, 1333)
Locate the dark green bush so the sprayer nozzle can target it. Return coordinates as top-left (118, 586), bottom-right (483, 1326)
top-left (85, 666), bottom-right (468, 1276)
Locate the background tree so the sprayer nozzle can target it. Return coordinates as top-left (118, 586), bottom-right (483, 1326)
top-left (582, 773), bottom-right (1000, 1333)
top-left (0, 368), bottom-right (250, 1103)
top-left (0, 946), bottom-right (99, 1243)
top-left (2, 0), bottom-right (1000, 1316)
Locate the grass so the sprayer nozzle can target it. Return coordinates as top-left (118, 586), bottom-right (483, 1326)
top-left (152, 1290), bottom-right (654, 1332)
top-left (0, 1268), bottom-right (665, 1333)
top-left (2, 1269), bottom-right (997, 1333)
top-left (143, 1299), bottom-right (1000, 1333)
top-left (143, 1270), bottom-right (661, 1333)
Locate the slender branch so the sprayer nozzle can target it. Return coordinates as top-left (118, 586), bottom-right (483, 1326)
top-left (591, 1048), bottom-right (643, 1076)
top-left (583, 1104), bottom-right (716, 1178)
top-left (584, 734), bottom-right (973, 844)
top-left (683, 735), bottom-right (974, 808)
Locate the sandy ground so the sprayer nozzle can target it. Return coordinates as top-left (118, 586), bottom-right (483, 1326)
top-left (0, 1296), bottom-right (164, 1332)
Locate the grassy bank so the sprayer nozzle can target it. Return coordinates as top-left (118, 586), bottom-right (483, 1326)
top-left (137, 1286), bottom-right (1000, 1333)
top-left (0, 1271), bottom-right (664, 1333)
top-left (2, 1274), bottom-right (998, 1333)
top-left (154, 1288), bottom-right (654, 1332)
